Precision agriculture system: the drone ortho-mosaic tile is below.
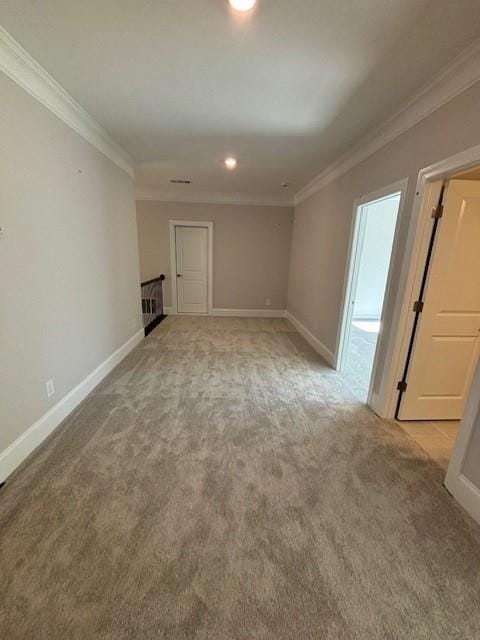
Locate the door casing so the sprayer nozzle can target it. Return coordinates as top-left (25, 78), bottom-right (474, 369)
top-left (445, 361), bottom-right (480, 526)
top-left (169, 220), bottom-right (213, 315)
top-left (335, 179), bottom-right (407, 408)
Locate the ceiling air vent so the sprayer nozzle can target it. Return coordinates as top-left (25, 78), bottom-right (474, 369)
top-left (170, 179), bottom-right (191, 184)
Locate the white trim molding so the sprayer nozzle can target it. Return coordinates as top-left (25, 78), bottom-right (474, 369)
top-left (136, 188), bottom-right (293, 208)
top-left (164, 307), bottom-right (286, 318)
top-left (285, 311), bottom-right (335, 367)
top-left (445, 361), bottom-right (480, 526)
top-left (446, 475), bottom-right (480, 527)
top-left (169, 220), bottom-right (214, 315)
top-left (295, 38), bottom-right (480, 205)
top-left (334, 179), bottom-right (409, 416)
top-left (0, 25), bottom-right (134, 177)
top-left (212, 308), bottom-right (286, 318)
top-left (0, 330), bottom-right (144, 483)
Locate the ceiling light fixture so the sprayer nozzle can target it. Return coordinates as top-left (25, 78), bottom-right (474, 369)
top-left (225, 157), bottom-right (237, 170)
top-left (229, 0), bottom-right (256, 13)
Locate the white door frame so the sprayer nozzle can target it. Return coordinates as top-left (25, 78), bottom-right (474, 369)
top-left (374, 143), bottom-right (480, 419)
top-left (445, 361), bottom-right (480, 525)
top-left (169, 220), bottom-right (213, 315)
top-left (335, 179), bottom-right (408, 404)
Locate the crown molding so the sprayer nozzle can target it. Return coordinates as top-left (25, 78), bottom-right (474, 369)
top-left (295, 38), bottom-right (480, 206)
top-left (136, 188), bottom-right (294, 208)
top-left (0, 26), bottom-right (134, 177)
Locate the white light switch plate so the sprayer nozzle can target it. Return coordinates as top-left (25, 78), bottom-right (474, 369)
top-left (46, 379), bottom-right (55, 398)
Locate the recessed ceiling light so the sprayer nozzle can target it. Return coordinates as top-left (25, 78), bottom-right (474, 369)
top-left (229, 0), bottom-right (256, 12)
top-left (225, 157), bottom-right (237, 170)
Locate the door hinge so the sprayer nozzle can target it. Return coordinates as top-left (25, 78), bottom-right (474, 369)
top-left (413, 300), bottom-right (424, 313)
top-left (397, 380), bottom-right (408, 392)
top-left (431, 203), bottom-right (444, 219)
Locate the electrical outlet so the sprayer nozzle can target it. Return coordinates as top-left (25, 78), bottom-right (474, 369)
top-left (0, 225), bottom-right (5, 238)
top-left (131, 317), bottom-right (137, 330)
top-left (265, 298), bottom-right (271, 307)
top-left (46, 379), bottom-right (55, 399)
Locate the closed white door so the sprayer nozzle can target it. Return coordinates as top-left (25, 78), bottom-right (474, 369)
top-left (398, 180), bottom-right (480, 420)
top-left (175, 226), bottom-right (208, 314)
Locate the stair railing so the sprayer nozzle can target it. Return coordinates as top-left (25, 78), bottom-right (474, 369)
top-left (141, 274), bottom-right (166, 336)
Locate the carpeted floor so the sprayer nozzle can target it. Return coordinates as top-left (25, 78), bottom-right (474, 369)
top-left (1, 316), bottom-right (480, 639)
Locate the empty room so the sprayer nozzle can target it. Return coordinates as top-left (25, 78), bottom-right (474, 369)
top-left (2, 1), bottom-right (480, 638)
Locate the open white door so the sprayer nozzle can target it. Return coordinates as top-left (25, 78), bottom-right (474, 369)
top-left (398, 180), bottom-right (480, 420)
top-left (175, 226), bottom-right (208, 314)
top-left (445, 361), bottom-right (480, 526)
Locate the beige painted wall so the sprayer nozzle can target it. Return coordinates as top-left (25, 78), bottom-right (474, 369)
top-left (136, 201), bottom-right (293, 310)
top-left (287, 81), bottom-right (480, 399)
top-left (0, 71), bottom-right (142, 455)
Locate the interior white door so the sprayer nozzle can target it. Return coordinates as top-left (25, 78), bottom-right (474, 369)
top-left (398, 180), bottom-right (480, 420)
top-left (175, 226), bottom-right (208, 314)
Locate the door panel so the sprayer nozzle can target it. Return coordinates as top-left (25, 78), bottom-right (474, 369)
top-left (399, 180), bottom-right (480, 420)
top-left (175, 226), bottom-right (208, 314)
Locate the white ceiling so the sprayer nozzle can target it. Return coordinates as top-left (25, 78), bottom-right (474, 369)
top-left (1, 0), bottom-right (480, 202)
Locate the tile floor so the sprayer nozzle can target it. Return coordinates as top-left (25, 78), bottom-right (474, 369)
top-left (396, 420), bottom-right (460, 469)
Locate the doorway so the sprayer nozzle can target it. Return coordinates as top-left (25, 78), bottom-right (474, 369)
top-left (358, 150), bottom-right (480, 525)
top-left (394, 172), bottom-right (480, 472)
top-left (339, 189), bottom-right (402, 401)
top-left (396, 177), bottom-right (480, 422)
top-left (168, 220), bottom-right (213, 315)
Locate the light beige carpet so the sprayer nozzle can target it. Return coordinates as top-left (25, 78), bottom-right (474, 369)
top-left (1, 316), bottom-right (480, 639)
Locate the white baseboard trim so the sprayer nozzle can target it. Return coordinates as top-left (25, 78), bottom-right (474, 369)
top-left (447, 474), bottom-right (480, 527)
top-left (0, 330), bottom-right (144, 483)
top-left (164, 307), bottom-right (286, 318)
top-left (285, 311), bottom-right (336, 367)
top-left (212, 308), bottom-right (286, 318)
